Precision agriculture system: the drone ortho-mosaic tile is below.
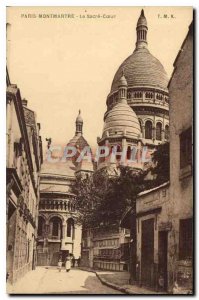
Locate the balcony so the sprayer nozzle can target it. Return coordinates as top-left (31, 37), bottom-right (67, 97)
top-left (39, 199), bottom-right (76, 212)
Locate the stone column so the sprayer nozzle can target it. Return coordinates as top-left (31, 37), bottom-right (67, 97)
top-left (122, 138), bottom-right (127, 164)
top-left (142, 125), bottom-right (145, 138)
top-left (143, 91), bottom-right (145, 102)
top-left (62, 224), bottom-right (66, 240)
top-left (161, 129), bottom-right (165, 142)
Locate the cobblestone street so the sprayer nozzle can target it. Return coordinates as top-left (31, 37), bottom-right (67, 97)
top-left (7, 267), bottom-right (123, 294)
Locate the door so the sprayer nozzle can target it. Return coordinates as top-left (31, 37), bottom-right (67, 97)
top-left (141, 218), bottom-right (154, 287)
top-left (158, 231), bottom-right (168, 291)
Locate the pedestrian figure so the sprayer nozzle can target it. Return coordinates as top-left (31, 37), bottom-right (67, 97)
top-left (65, 256), bottom-right (71, 272)
top-left (58, 258), bottom-right (62, 272)
top-left (77, 256), bottom-right (81, 267)
top-left (72, 256), bottom-right (76, 268)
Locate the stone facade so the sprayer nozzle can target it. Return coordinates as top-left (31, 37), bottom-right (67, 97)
top-left (37, 161), bottom-right (82, 266)
top-left (168, 20), bottom-right (193, 293)
top-left (136, 183), bottom-right (171, 291)
top-left (6, 75), bottom-right (43, 284)
top-left (37, 112), bottom-right (93, 267)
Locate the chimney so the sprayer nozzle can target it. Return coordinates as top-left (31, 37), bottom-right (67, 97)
top-left (22, 98), bottom-right (28, 107)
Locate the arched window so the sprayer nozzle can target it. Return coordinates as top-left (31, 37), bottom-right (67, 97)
top-left (50, 216), bottom-right (62, 238)
top-left (156, 122), bottom-right (162, 141)
top-left (100, 148), bottom-right (105, 162)
top-left (67, 218), bottom-right (74, 238)
top-left (165, 125), bottom-right (169, 140)
top-left (38, 216), bottom-right (45, 237)
top-left (145, 121), bottom-right (152, 139)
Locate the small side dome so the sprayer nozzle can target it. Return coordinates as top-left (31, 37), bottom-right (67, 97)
top-left (102, 103), bottom-right (141, 139)
top-left (76, 110), bottom-right (83, 123)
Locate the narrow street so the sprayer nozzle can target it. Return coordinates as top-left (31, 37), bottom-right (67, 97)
top-left (8, 267), bottom-right (123, 294)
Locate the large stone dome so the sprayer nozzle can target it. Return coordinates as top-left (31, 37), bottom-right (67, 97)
top-left (102, 100), bottom-right (141, 139)
top-left (111, 48), bottom-right (168, 93)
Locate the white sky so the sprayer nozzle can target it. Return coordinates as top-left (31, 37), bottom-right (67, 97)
top-left (6, 6), bottom-right (193, 150)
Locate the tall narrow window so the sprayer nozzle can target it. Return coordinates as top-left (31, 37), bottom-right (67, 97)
top-left (67, 218), bottom-right (74, 238)
top-left (180, 127), bottom-right (192, 169)
top-left (127, 146), bottom-right (132, 160)
top-left (145, 121), bottom-right (152, 139)
top-left (156, 122), bottom-right (162, 141)
top-left (116, 144), bottom-right (122, 160)
top-left (38, 216), bottom-right (45, 237)
top-left (165, 125), bottom-right (169, 140)
top-left (52, 221), bottom-right (59, 236)
top-left (50, 216), bottom-right (62, 238)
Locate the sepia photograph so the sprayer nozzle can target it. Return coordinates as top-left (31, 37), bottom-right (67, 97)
top-left (6, 6), bottom-right (193, 295)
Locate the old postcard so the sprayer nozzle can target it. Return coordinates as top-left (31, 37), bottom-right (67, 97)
top-left (6, 6), bottom-right (193, 294)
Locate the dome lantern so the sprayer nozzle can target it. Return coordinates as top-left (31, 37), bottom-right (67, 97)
top-left (75, 110), bottom-right (83, 136)
top-left (136, 9), bottom-right (148, 50)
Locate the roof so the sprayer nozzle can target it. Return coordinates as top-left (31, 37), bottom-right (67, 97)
top-left (67, 134), bottom-right (89, 150)
top-left (111, 48), bottom-right (168, 93)
top-left (41, 160), bottom-right (76, 178)
top-left (138, 181), bottom-right (169, 197)
top-left (76, 110), bottom-right (83, 123)
top-left (168, 21), bottom-right (193, 89)
top-left (137, 9), bottom-right (147, 28)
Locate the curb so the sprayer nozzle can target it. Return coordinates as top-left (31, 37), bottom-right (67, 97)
top-left (79, 268), bottom-right (161, 295)
top-left (79, 268), bottom-right (129, 294)
top-left (95, 272), bottom-right (131, 294)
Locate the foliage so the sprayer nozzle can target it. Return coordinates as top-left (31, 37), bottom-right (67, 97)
top-left (151, 142), bottom-right (170, 184)
top-left (71, 166), bottom-right (148, 228)
top-left (71, 143), bottom-right (169, 228)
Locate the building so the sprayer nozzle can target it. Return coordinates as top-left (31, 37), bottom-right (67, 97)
top-left (6, 76), bottom-right (43, 284)
top-left (104, 9), bottom-right (169, 148)
top-left (121, 21), bottom-right (193, 293)
top-left (37, 111), bottom-right (93, 266)
top-left (168, 20), bottom-right (193, 293)
top-left (135, 182), bottom-right (170, 291)
top-left (81, 9), bottom-right (169, 272)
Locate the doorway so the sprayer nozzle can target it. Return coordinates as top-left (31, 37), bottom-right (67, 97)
top-left (141, 218), bottom-right (154, 287)
top-left (158, 231), bottom-right (168, 291)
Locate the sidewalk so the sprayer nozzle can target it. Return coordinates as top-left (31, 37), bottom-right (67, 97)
top-left (7, 267), bottom-right (49, 294)
top-left (80, 267), bottom-right (165, 295)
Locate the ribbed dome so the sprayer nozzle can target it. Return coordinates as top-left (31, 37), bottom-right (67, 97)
top-left (111, 48), bottom-right (168, 93)
top-left (102, 101), bottom-right (141, 139)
